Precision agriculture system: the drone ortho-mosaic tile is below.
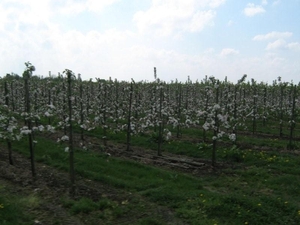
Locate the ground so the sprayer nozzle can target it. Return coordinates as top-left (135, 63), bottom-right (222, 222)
top-left (1, 138), bottom-right (213, 225)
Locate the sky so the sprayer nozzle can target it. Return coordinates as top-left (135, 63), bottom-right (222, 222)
top-left (0, 0), bottom-right (299, 83)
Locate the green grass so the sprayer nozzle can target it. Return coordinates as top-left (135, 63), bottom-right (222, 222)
top-left (85, 123), bottom-right (298, 162)
top-left (0, 183), bottom-right (37, 225)
top-left (7, 134), bottom-right (300, 224)
top-left (61, 196), bottom-right (123, 216)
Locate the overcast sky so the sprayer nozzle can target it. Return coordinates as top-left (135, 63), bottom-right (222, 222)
top-left (1, 0), bottom-right (299, 83)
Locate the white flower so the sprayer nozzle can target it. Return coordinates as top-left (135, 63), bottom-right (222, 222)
top-left (64, 147), bottom-right (69, 152)
top-left (46, 125), bottom-right (55, 133)
top-left (80, 124), bottom-right (87, 129)
top-left (32, 126), bottom-right (38, 131)
top-left (197, 110), bottom-right (204, 117)
top-left (44, 111), bottom-right (51, 117)
top-left (202, 122), bottom-right (210, 131)
top-left (7, 125), bottom-right (16, 133)
top-left (20, 126), bottom-right (31, 135)
top-left (48, 104), bottom-right (56, 109)
top-left (21, 112), bottom-right (28, 117)
top-left (213, 104), bottom-right (221, 110)
top-left (217, 132), bottom-right (224, 138)
top-left (185, 119), bottom-right (191, 124)
top-left (217, 114), bottom-right (224, 121)
top-left (229, 133), bottom-right (236, 142)
top-left (61, 135), bottom-right (69, 141)
top-left (38, 125), bottom-right (45, 132)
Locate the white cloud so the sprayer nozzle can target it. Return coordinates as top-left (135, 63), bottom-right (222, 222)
top-left (253, 32), bottom-right (299, 52)
top-left (58, 0), bottom-right (119, 15)
top-left (287, 42), bottom-right (300, 51)
top-left (220, 48), bottom-right (239, 56)
top-left (189, 10), bottom-right (216, 32)
top-left (193, 0), bottom-right (226, 8)
top-left (253, 31), bottom-right (293, 41)
top-left (0, 0), bottom-right (298, 84)
top-left (261, 0), bottom-right (268, 5)
top-left (265, 39), bottom-right (286, 50)
top-left (264, 39), bottom-right (300, 51)
top-left (243, 3), bottom-right (265, 17)
top-left (208, 0), bottom-right (226, 8)
top-left (86, 0), bottom-right (119, 12)
top-left (133, 0), bottom-right (224, 36)
top-left (58, 0), bottom-right (86, 15)
top-left (0, 0), bottom-right (53, 28)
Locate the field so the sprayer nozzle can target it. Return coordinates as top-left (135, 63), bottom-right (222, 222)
top-left (0, 65), bottom-right (300, 224)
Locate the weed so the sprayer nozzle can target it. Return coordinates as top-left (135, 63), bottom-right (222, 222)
top-left (222, 145), bottom-right (244, 162)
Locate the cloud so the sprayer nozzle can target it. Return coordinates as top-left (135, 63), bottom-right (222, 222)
top-left (265, 39), bottom-right (286, 50)
top-left (253, 32), bottom-right (298, 52)
top-left (86, 0), bottom-right (119, 12)
top-left (220, 48), bottom-right (239, 56)
top-left (264, 39), bottom-right (300, 51)
top-left (287, 42), bottom-right (300, 51)
top-left (243, 3), bottom-right (265, 17)
top-left (133, 0), bottom-right (224, 37)
top-left (253, 31), bottom-right (293, 41)
top-left (57, 0), bottom-right (119, 15)
top-left (189, 10), bottom-right (216, 32)
top-left (0, 0), bottom-right (298, 84)
top-left (0, 0), bottom-right (53, 28)
top-left (261, 0), bottom-right (268, 5)
top-left (208, 0), bottom-right (226, 8)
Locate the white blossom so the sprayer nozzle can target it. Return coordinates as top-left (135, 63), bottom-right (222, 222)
top-left (203, 122), bottom-right (210, 131)
top-left (80, 124), bottom-right (87, 129)
top-left (48, 104), bottom-right (56, 109)
top-left (46, 125), bottom-right (55, 133)
top-left (213, 104), bottom-right (221, 110)
top-left (20, 126), bottom-right (31, 135)
top-left (165, 131), bottom-right (172, 141)
top-left (229, 133), bottom-right (236, 142)
top-left (38, 125), bottom-right (45, 132)
top-left (217, 131), bottom-right (225, 138)
top-left (61, 135), bottom-right (69, 141)
top-left (44, 111), bottom-right (51, 117)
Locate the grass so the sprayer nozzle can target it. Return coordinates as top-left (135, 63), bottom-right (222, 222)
top-left (61, 196), bottom-right (125, 218)
top-left (85, 122), bottom-right (298, 161)
top-left (5, 132), bottom-right (300, 224)
top-left (0, 182), bottom-right (37, 225)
